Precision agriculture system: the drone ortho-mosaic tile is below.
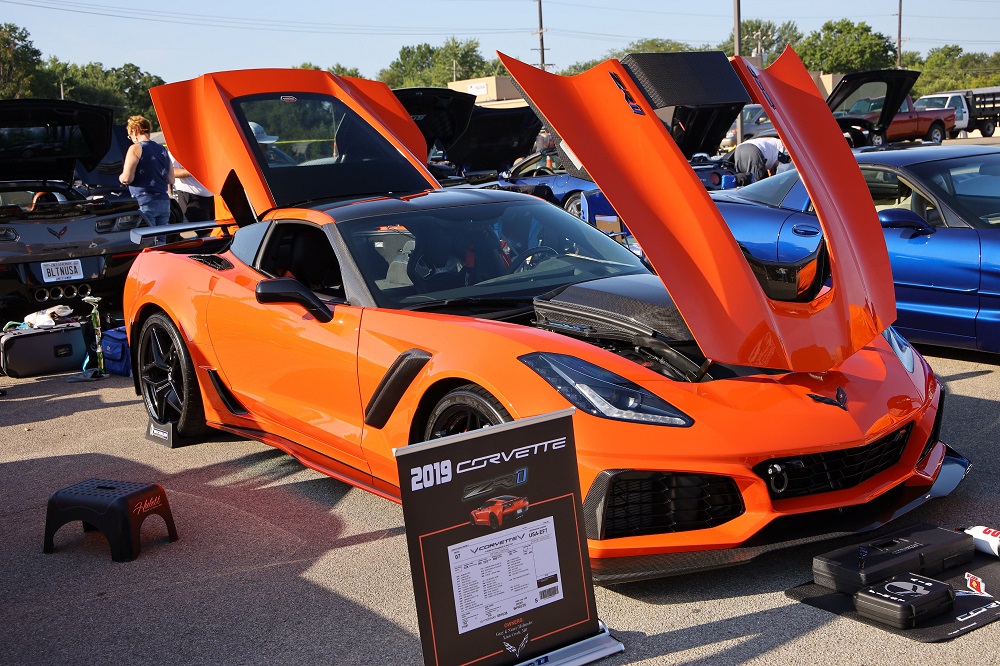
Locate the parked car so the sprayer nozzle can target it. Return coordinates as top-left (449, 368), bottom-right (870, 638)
top-left (914, 87), bottom-right (1000, 138)
top-left (0, 100), bottom-right (150, 321)
top-left (470, 495), bottom-right (529, 529)
top-left (125, 57), bottom-right (966, 583)
top-left (726, 70), bottom-right (955, 147)
top-left (710, 143), bottom-right (1000, 353)
top-left (720, 103), bottom-right (770, 147)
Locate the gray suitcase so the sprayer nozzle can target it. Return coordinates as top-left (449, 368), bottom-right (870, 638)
top-left (0, 322), bottom-right (89, 378)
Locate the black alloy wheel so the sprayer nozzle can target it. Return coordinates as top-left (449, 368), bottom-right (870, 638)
top-left (138, 312), bottom-right (207, 436)
top-left (423, 384), bottom-right (512, 441)
top-left (489, 514), bottom-right (500, 530)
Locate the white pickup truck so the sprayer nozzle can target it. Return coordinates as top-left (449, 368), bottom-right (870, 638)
top-left (914, 87), bottom-right (1000, 138)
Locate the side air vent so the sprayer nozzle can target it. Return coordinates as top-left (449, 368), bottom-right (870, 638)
top-left (191, 255), bottom-right (234, 271)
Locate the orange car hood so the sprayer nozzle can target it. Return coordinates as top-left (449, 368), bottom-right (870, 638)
top-left (149, 69), bottom-right (438, 216)
top-left (499, 48), bottom-right (896, 373)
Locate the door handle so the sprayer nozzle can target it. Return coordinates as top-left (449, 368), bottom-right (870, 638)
top-left (791, 225), bottom-right (821, 237)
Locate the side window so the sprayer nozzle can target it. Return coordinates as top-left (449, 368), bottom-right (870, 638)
top-left (257, 222), bottom-right (345, 300)
top-left (863, 169), bottom-right (944, 227)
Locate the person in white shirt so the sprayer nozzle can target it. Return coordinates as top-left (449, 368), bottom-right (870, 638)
top-left (733, 136), bottom-right (788, 183)
top-left (168, 151), bottom-right (214, 222)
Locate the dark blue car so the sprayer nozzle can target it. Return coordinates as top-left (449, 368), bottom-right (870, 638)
top-left (712, 144), bottom-right (1000, 353)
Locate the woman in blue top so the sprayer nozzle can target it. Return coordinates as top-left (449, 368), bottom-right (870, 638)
top-left (119, 115), bottom-right (174, 233)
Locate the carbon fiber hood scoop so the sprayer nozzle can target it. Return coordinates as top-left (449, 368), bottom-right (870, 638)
top-left (534, 274), bottom-right (694, 343)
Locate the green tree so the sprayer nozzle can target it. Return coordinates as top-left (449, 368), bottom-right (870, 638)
top-left (0, 23), bottom-right (42, 98)
top-left (327, 63), bottom-right (363, 78)
top-left (558, 37), bottom-right (700, 76)
top-left (109, 63), bottom-right (164, 126)
top-left (797, 20), bottom-right (896, 73)
top-left (716, 20), bottom-right (803, 65)
top-left (378, 38), bottom-right (509, 87)
top-left (912, 45), bottom-right (1000, 97)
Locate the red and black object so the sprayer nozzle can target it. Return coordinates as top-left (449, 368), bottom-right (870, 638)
top-left (813, 523), bottom-right (975, 594)
top-left (853, 573), bottom-right (956, 629)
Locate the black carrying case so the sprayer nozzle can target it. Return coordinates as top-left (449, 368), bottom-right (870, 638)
top-left (0, 322), bottom-right (89, 378)
top-left (813, 524), bottom-right (975, 594)
top-left (853, 573), bottom-right (956, 629)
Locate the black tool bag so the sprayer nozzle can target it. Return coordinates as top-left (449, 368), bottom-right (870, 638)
top-left (0, 322), bottom-right (89, 378)
top-left (854, 573), bottom-right (956, 629)
top-left (813, 523), bottom-right (975, 594)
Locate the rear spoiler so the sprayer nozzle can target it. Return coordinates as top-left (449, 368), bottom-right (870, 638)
top-left (130, 220), bottom-right (234, 244)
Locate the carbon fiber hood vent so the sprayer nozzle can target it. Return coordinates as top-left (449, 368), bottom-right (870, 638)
top-left (534, 274), bottom-right (694, 342)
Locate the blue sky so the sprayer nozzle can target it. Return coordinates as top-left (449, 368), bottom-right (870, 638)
top-left (4, 0), bottom-right (1000, 83)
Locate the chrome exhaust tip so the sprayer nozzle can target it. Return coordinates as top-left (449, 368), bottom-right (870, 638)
top-left (34, 288), bottom-right (49, 302)
top-left (63, 284), bottom-right (78, 299)
top-left (77, 283), bottom-right (91, 298)
top-left (49, 286), bottom-right (64, 300)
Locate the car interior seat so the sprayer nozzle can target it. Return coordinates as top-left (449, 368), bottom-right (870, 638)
top-left (288, 228), bottom-right (344, 298)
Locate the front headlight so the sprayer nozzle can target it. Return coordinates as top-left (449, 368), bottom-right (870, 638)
top-left (883, 326), bottom-right (915, 373)
top-left (519, 352), bottom-right (693, 426)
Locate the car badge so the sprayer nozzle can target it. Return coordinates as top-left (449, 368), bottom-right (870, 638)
top-left (280, 95), bottom-right (297, 103)
top-left (609, 72), bottom-right (645, 115)
top-left (807, 387), bottom-right (848, 411)
top-left (47, 226), bottom-right (68, 240)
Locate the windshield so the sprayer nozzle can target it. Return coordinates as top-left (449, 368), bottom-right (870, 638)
top-left (907, 152), bottom-right (1000, 226)
top-left (729, 168), bottom-right (801, 208)
top-left (340, 199), bottom-right (649, 308)
top-left (740, 105), bottom-right (763, 124)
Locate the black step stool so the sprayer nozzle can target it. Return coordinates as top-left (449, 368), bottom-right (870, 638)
top-left (43, 478), bottom-right (178, 562)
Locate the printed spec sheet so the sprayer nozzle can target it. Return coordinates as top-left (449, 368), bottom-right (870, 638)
top-left (449, 516), bottom-right (564, 634)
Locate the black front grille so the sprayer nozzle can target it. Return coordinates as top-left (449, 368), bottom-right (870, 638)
top-left (585, 470), bottom-right (745, 540)
top-left (753, 423), bottom-right (913, 500)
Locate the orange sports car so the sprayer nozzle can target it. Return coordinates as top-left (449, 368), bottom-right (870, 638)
top-left (470, 496), bottom-right (530, 530)
top-left (124, 48), bottom-right (969, 583)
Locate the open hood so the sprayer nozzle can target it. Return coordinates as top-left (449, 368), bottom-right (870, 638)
top-left (74, 124), bottom-right (131, 190)
top-left (499, 47), bottom-right (896, 372)
top-left (446, 105), bottom-right (542, 173)
top-left (0, 99), bottom-right (113, 181)
top-left (826, 69), bottom-right (920, 132)
top-left (150, 69), bottom-right (438, 221)
top-left (391, 87), bottom-right (475, 154)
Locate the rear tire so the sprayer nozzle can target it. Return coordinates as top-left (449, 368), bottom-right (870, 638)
top-left (980, 119), bottom-right (996, 138)
top-left (137, 313), bottom-right (208, 437)
top-left (925, 123), bottom-right (945, 143)
top-left (870, 131), bottom-right (886, 146)
top-left (423, 384), bottom-right (511, 441)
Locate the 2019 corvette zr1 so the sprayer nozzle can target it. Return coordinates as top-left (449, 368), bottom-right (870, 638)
top-left (124, 49), bottom-right (969, 583)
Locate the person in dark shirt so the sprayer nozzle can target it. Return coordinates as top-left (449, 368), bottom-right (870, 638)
top-left (120, 115), bottom-right (174, 233)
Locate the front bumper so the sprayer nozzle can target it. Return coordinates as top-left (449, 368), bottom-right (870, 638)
top-left (588, 444), bottom-right (970, 585)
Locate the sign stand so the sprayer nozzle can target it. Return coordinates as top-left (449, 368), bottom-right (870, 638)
top-left (395, 409), bottom-right (623, 666)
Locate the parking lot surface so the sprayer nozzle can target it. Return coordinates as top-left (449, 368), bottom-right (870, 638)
top-left (1, 344), bottom-right (997, 665)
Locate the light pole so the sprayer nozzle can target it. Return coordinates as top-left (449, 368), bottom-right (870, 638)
top-left (734, 0), bottom-right (743, 144)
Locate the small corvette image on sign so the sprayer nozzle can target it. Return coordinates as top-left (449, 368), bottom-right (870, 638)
top-left (470, 495), bottom-right (530, 530)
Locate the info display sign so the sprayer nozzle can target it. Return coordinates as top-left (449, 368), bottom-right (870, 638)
top-left (395, 409), bottom-right (622, 666)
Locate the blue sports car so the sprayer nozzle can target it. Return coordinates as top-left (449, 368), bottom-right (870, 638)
top-left (711, 144), bottom-right (1000, 353)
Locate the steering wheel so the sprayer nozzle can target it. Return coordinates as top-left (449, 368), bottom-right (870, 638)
top-left (508, 246), bottom-right (558, 273)
top-left (527, 167), bottom-right (555, 176)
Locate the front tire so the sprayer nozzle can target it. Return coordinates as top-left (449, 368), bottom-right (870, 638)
top-left (423, 384), bottom-right (511, 441)
top-left (137, 312), bottom-right (208, 437)
top-left (563, 192), bottom-right (583, 219)
top-left (489, 514), bottom-right (499, 530)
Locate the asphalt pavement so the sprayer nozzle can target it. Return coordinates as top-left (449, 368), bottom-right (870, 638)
top-left (1, 342), bottom-right (998, 665)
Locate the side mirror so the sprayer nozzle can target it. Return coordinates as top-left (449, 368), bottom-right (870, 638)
top-left (878, 208), bottom-right (936, 236)
top-left (255, 278), bottom-right (334, 323)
